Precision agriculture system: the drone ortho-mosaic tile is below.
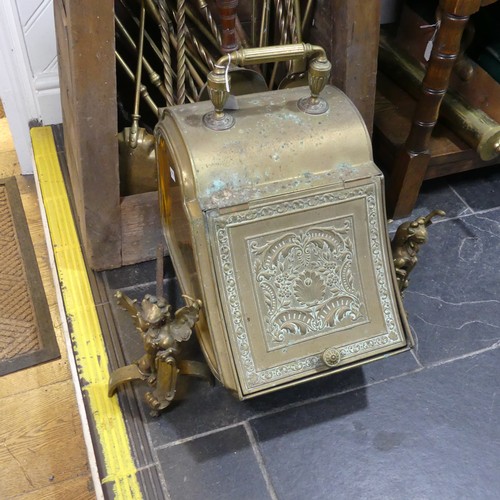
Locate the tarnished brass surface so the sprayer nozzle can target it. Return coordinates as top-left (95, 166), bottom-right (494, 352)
top-left (109, 363), bottom-right (147, 397)
top-left (107, 291), bottom-right (208, 415)
top-left (156, 83), bottom-right (413, 398)
top-left (118, 127), bottom-right (157, 195)
top-left (392, 210), bottom-right (446, 293)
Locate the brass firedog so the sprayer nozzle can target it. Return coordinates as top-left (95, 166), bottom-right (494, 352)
top-left (392, 210), bottom-right (446, 293)
top-left (108, 291), bottom-right (210, 415)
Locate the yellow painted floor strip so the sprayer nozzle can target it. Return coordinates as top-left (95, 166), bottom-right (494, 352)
top-left (31, 126), bottom-right (142, 499)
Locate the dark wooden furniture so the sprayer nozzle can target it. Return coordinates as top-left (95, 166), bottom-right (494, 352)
top-left (376, 0), bottom-right (499, 218)
top-left (55, 0), bottom-right (383, 270)
top-left (311, 0), bottom-right (381, 133)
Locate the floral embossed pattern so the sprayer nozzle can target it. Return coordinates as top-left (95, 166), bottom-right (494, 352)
top-left (248, 218), bottom-right (367, 349)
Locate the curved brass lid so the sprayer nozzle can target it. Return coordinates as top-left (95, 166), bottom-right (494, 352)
top-left (157, 85), bottom-right (376, 210)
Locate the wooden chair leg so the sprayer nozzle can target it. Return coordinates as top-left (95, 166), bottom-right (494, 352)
top-left (385, 0), bottom-right (482, 218)
top-left (386, 150), bottom-right (430, 219)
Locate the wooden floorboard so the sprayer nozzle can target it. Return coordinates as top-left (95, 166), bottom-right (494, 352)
top-left (12, 474), bottom-right (95, 500)
top-left (0, 115), bottom-right (93, 498)
top-left (0, 380), bottom-right (92, 497)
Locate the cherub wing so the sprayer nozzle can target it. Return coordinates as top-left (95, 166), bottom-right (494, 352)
top-left (115, 290), bottom-right (149, 332)
top-left (169, 302), bottom-right (202, 342)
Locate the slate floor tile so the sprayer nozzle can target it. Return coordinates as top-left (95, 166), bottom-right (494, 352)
top-left (104, 260), bottom-right (158, 290)
top-left (251, 348), bottom-right (500, 500)
top-left (416, 178), bottom-right (471, 218)
top-left (104, 258), bottom-right (176, 290)
top-left (448, 164), bottom-right (500, 213)
top-left (401, 209), bottom-right (500, 365)
top-left (105, 266), bottom-right (419, 446)
top-left (157, 425), bottom-right (272, 500)
top-left (388, 177), bottom-right (471, 233)
top-left (138, 348), bottom-right (421, 447)
top-left (247, 350), bottom-right (420, 414)
top-left (141, 369), bottom-right (368, 447)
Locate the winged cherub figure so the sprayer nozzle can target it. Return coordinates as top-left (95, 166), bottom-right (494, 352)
top-left (391, 209), bottom-right (445, 293)
top-left (109, 292), bottom-right (207, 414)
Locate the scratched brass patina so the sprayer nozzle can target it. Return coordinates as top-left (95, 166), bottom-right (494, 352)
top-left (155, 44), bottom-right (413, 399)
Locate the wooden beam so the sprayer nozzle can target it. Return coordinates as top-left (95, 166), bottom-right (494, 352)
top-left (310, 0), bottom-right (381, 134)
top-left (55, 0), bottom-right (121, 270)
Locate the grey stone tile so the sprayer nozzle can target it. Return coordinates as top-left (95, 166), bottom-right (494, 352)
top-left (103, 260), bottom-right (157, 290)
top-left (415, 178), bottom-right (471, 218)
top-left (248, 350), bottom-right (420, 414)
top-left (400, 209), bottom-right (500, 365)
top-left (449, 164), bottom-right (500, 213)
top-left (134, 348), bottom-right (419, 447)
top-left (157, 425), bottom-right (272, 500)
top-left (360, 348), bottom-right (421, 382)
top-left (138, 379), bottom-right (258, 447)
top-left (105, 262), bottom-right (419, 445)
top-left (388, 177), bottom-right (470, 233)
top-left (251, 348), bottom-right (500, 500)
top-left (103, 257), bottom-right (176, 291)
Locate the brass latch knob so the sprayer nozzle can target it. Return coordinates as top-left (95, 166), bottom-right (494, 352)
top-left (322, 347), bottom-right (341, 367)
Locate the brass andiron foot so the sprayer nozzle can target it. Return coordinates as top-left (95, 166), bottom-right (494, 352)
top-left (392, 209), bottom-right (445, 293)
top-left (108, 292), bottom-right (210, 416)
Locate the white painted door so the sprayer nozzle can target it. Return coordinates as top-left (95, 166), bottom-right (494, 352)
top-left (0, 0), bottom-right (61, 174)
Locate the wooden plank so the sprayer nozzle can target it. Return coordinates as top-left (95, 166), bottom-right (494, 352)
top-left (311, 0), bottom-right (381, 133)
top-left (0, 117), bottom-right (19, 177)
top-left (0, 115), bottom-right (15, 151)
top-left (0, 353), bottom-right (69, 399)
top-left (121, 191), bottom-right (166, 266)
top-left (426, 156), bottom-right (497, 179)
top-left (0, 150), bottom-right (19, 177)
top-left (54, 0), bottom-right (121, 270)
top-left (12, 475), bottom-right (95, 500)
top-left (0, 380), bottom-right (91, 498)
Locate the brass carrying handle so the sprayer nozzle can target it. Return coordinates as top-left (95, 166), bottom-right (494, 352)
top-left (203, 43), bottom-right (332, 131)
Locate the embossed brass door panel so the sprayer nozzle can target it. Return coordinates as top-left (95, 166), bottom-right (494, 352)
top-left (208, 179), bottom-right (407, 395)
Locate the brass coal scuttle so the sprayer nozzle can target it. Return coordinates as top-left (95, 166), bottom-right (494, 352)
top-left (110, 44), bottom-right (414, 413)
top-left (156, 45), bottom-right (412, 396)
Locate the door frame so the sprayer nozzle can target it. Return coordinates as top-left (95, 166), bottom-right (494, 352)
top-left (0, 0), bottom-right (44, 174)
